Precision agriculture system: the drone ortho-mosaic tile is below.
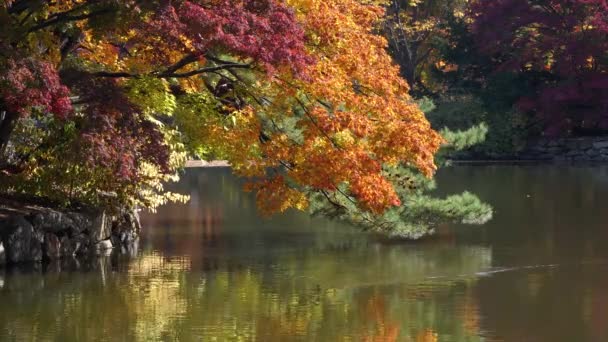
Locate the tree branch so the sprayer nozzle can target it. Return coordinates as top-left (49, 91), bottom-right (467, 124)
top-left (28, 8), bottom-right (114, 33)
top-left (162, 53), bottom-right (200, 75)
top-left (158, 63), bottom-right (250, 78)
top-left (320, 189), bottom-right (348, 210)
top-left (91, 71), bottom-right (137, 78)
top-left (90, 62), bottom-right (250, 79)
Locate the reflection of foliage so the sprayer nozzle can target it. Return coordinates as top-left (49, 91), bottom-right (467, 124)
top-left (0, 254), bottom-right (191, 342)
top-left (0, 209), bottom-right (492, 341)
top-left (133, 165), bottom-right (608, 342)
top-left (165, 241), bottom-right (491, 341)
top-left (126, 254), bottom-right (190, 341)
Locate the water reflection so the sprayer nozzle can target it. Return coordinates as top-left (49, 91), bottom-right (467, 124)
top-left (2, 166), bottom-right (608, 341)
top-left (0, 249), bottom-right (491, 341)
top-left (436, 165), bottom-right (608, 342)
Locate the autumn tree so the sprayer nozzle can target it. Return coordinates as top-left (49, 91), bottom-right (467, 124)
top-left (0, 0), bottom-right (487, 238)
top-left (308, 97), bottom-right (492, 239)
top-left (470, 0), bottom-right (608, 135)
top-left (380, 0), bottom-right (470, 96)
top-left (0, 0), bottom-right (312, 209)
top-left (379, 0), bottom-right (549, 156)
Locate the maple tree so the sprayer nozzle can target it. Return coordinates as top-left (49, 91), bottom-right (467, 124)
top-left (381, 0), bottom-right (469, 95)
top-left (0, 0), bottom-right (313, 209)
top-left (0, 0), bottom-right (487, 238)
top-left (470, 0), bottom-right (608, 135)
top-left (239, 0), bottom-right (443, 215)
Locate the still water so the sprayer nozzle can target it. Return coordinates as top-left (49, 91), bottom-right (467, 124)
top-left (1, 165), bottom-right (608, 341)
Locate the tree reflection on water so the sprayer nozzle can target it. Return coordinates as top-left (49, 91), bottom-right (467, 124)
top-left (0, 170), bottom-right (494, 341)
top-left (4, 165), bottom-right (608, 341)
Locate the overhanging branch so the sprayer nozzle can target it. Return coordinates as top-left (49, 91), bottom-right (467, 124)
top-left (158, 63), bottom-right (250, 78)
top-left (28, 8), bottom-right (114, 33)
top-left (91, 62), bottom-right (250, 79)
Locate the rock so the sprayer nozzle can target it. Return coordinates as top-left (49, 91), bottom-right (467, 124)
top-left (544, 146), bottom-right (562, 154)
top-left (74, 235), bottom-right (91, 256)
top-left (62, 257), bottom-right (81, 271)
top-left (573, 154), bottom-right (588, 161)
top-left (32, 210), bottom-right (75, 234)
top-left (66, 212), bottom-right (92, 235)
top-left (122, 230), bottom-right (138, 244)
top-left (120, 238), bottom-right (139, 257)
top-left (537, 139), bottom-right (550, 147)
top-left (540, 153), bottom-right (555, 160)
top-left (2, 216), bottom-right (43, 263)
top-left (586, 148), bottom-right (600, 156)
top-left (530, 145), bottom-right (547, 153)
top-left (130, 210), bottom-right (142, 233)
top-left (91, 211), bottom-right (111, 242)
top-left (565, 139), bottom-right (579, 150)
top-left (520, 137), bottom-right (608, 161)
top-left (0, 203), bottom-right (140, 265)
top-left (95, 239), bottom-right (113, 251)
top-left (592, 140), bottom-right (608, 149)
top-left (43, 233), bottom-right (61, 260)
top-left (60, 236), bottom-right (80, 256)
top-left (565, 150), bottom-right (580, 156)
top-left (577, 139), bottom-right (593, 149)
top-left (110, 209), bottom-right (141, 248)
top-left (0, 241), bottom-right (5, 266)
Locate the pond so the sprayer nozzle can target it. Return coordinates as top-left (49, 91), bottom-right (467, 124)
top-left (1, 165), bottom-right (608, 341)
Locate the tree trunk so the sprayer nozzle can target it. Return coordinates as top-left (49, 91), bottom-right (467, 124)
top-left (0, 111), bottom-right (17, 160)
top-left (384, 0), bottom-right (418, 87)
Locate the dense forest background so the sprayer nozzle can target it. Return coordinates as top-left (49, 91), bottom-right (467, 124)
top-left (384, 0), bottom-right (608, 156)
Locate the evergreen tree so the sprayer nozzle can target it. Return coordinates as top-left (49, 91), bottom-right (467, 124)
top-left (308, 98), bottom-right (492, 239)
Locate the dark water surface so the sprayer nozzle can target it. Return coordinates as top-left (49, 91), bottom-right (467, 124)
top-left (1, 165), bottom-right (608, 341)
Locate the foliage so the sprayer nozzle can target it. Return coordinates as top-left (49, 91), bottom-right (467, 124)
top-left (309, 97), bottom-right (492, 239)
top-left (439, 122), bottom-right (488, 154)
top-left (376, 1), bottom-right (530, 157)
top-left (0, 0), bottom-right (312, 211)
top-left (381, 0), bottom-right (470, 96)
top-left (380, 0), bottom-right (608, 155)
top-left (377, 1), bottom-right (545, 156)
top-left (427, 94), bottom-right (528, 157)
top-left (0, 0), bottom-right (455, 237)
top-left (377, 0), bottom-right (608, 157)
top-left (174, 0), bottom-right (444, 218)
top-left (0, 58), bottom-right (71, 119)
top-left (470, 0), bottom-right (608, 135)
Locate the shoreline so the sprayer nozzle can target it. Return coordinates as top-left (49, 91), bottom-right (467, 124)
top-left (185, 160), bottom-right (230, 168)
top-left (184, 159), bottom-right (608, 169)
top-left (0, 196), bottom-right (140, 267)
top-left (449, 159), bottom-right (608, 165)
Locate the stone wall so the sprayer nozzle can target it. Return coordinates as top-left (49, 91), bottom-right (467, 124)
top-left (518, 136), bottom-right (608, 161)
top-left (0, 205), bottom-right (140, 266)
